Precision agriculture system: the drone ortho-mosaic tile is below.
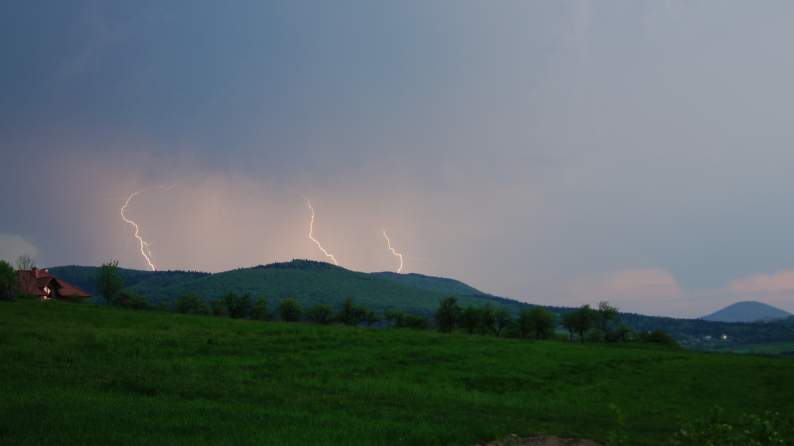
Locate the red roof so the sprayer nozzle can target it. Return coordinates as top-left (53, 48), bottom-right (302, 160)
top-left (17, 268), bottom-right (91, 299)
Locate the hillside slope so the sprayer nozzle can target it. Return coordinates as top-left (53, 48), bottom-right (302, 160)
top-left (373, 271), bottom-right (485, 295)
top-left (702, 301), bottom-right (792, 323)
top-left (2, 299), bottom-right (794, 445)
top-left (48, 261), bottom-right (794, 348)
top-left (50, 261), bottom-right (526, 315)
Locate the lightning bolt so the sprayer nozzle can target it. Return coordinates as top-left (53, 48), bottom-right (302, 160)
top-left (382, 229), bottom-right (404, 273)
top-left (120, 187), bottom-right (171, 271)
top-left (306, 199), bottom-right (339, 266)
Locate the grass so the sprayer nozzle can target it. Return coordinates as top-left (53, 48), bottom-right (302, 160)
top-left (714, 341), bottom-right (794, 356)
top-left (1, 299), bottom-right (793, 445)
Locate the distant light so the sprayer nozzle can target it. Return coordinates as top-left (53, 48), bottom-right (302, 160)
top-left (721, 334), bottom-right (728, 341)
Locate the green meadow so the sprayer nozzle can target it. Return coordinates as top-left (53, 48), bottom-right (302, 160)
top-left (2, 299), bottom-right (793, 445)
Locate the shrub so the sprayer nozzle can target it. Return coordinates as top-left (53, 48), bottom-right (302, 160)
top-left (175, 294), bottom-right (210, 315)
top-left (279, 298), bottom-right (303, 322)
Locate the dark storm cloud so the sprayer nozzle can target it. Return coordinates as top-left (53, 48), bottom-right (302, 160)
top-left (2, 1), bottom-right (794, 316)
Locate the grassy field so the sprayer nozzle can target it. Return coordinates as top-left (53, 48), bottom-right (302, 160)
top-left (2, 299), bottom-right (793, 445)
top-left (714, 341), bottom-right (794, 356)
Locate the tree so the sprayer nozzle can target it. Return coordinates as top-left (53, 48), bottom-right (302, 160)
top-left (0, 260), bottom-right (17, 300)
top-left (363, 309), bottom-right (380, 327)
top-left (596, 301), bottom-right (620, 338)
top-left (607, 323), bottom-right (632, 343)
top-left (493, 307), bottom-right (512, 337)
top-left (461, 306), bottom-right (482, 334)
top-left (250, 297), bottom-right (271, 321)
top-left (518, 308), bottom-right (533, 338)
top-left (15, 255), bottom-right (35, 271)
top-left (306, 304), bottom-right (333, 324)
top-left (520, 307), bottom-right (556, 340)
top-left (96, 260), bottom-right (123, 304)
top-left (337, 298), bottom-right (367, 326)
top-left (385, 309), bottom-right (428, 329)
top-left (114, 291), bottom-right (149, 310)
top-left (435, 297), bottom-right (461, 333)
top-left (384, 309), bottom-right (405, 326)
top-left (640, 330), bottom-right (679, 348)
top-left (210, 299), bottom-right (227, 317)
top-left (479, 304), bottom-right (496, 335)
top-left (223, 293), bottom-right (252, 319)
top-left (279, 298), bottom-right (303, 322)
top-left (562, 305), bottom-right (595, 343)
top-left (175, 294), bottom-right (210, 315)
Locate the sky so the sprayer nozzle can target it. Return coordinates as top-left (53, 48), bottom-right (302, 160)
top-left (2, 1), bottom-right (794, 317)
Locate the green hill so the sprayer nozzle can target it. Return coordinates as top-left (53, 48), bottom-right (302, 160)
top-left (47, 261), bottom-right (794, 349)
top-left (1, 299), bottom-right (793, 445)
top-left (49, 260), bottom-right (529, 316)
top-left (373, 271), bottom-right (485, 295)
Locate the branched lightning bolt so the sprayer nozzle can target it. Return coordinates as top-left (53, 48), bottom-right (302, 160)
top-left (120, 187), bottom-right (171, 271)
top-left (382, 229), bottom-right (404, 273)
top-left (306, 199), bottom-right (339, 265)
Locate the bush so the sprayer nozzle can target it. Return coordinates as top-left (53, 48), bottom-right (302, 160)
top-left (175, 294), bottom-right (210, 315)
top-left (279, 298), bottom-right (303, 322)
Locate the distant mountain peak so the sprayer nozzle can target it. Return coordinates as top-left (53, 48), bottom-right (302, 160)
top-left (702, 301), bottom-right (792, 323)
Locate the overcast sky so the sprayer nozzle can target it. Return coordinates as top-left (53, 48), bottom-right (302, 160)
top-left (2, 1), bottom-right (794, 317)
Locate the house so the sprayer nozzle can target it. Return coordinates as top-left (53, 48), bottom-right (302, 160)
top-left (17, 268), bottom-right (91, 300)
